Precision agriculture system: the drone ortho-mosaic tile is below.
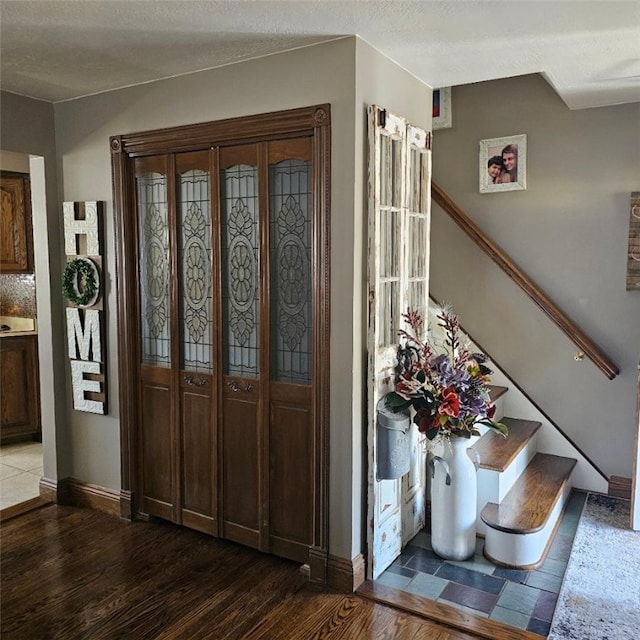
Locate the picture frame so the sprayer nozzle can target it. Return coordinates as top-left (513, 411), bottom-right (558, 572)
top-left (432, 87), bottom-right (452, 130)
top-left (479, 134), bottom-right (527, 193)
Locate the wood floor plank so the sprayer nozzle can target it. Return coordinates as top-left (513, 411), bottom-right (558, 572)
top-left (357, 581), bottom-right (543, 640)
top-left (2, 505), bottom-right (493, 640)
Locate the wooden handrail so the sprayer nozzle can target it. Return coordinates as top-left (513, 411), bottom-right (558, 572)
top-left (432, 182), bottom-right (619, 380)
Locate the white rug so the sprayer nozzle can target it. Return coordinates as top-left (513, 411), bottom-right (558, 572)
top-left (548, 494), bottom-right (640, 640)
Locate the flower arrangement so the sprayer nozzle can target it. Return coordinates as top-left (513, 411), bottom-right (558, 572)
top-left (384, 306), bottom-right (508, 441)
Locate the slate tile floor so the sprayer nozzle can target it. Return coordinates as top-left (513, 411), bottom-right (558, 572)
top-left (376, 491), bottom-right (586, 637)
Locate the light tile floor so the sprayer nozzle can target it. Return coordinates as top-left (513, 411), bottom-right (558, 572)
top-left (0, 441), bottom-right (43, 510)
top-left (376, 491), bottom-right (586, 637)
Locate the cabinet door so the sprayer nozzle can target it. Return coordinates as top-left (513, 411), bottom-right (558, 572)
top-left (1, 336), bottom-right (40, 440)
top-left (0, 172), bottom-right (31, 273)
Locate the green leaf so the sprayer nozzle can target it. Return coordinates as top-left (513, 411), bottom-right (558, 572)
top-left (425, 427), bottom-right (440, 440)
top-left (384, 392), bottom-right (413, 413)
top-left (477, 419), bottom-right (509, 437)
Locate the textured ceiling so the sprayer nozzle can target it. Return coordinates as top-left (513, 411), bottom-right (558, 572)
top-left (1, 0), bottom-right (639, 108)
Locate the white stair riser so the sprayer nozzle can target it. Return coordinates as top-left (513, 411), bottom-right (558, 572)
top-left (476, 472), bottom-right (499, 537)
top-left (483, 481), bottom-right (572, 568)
top-left (476, 432), bottom-right (539, 535)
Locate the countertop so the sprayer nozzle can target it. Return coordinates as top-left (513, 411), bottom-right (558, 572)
top-left (0, 330), bottom-right (38, 338)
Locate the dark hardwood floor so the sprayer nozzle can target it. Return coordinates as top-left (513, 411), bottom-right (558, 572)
top-left (0, 504), bottom-right (478, 640)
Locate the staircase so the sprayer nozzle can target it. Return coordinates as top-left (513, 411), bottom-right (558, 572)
top-left (470, 385), bottom-right (577, 569)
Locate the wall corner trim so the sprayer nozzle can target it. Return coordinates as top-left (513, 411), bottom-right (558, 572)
top-left (39, 476), bottom-right (120, 518)
top-left (327, 553), bottom-right (366, 592)
top-left (609, 475), bottom-right (632, 500)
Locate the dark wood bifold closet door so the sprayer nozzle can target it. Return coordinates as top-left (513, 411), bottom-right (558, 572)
top-left (266, 138), bottom-right (314, 562)
top-left (219, 144), bottom-right (261, 548)
top-left (135, 155), bottom-right (175, 523)
top-left (176, 151), bottom-right (217, 534)
top-left (114, 105), bottom-right (330, 577)
top-left (219, 139), bottom-right (314, 561)
top-left (135, 152), bottom-right (217, 534)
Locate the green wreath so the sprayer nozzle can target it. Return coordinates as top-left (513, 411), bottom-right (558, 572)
top-left (62, 258), bottom-right (99, 306)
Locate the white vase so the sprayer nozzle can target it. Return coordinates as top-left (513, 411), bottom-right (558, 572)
top-left (430, 437), bottom-right (479, 560)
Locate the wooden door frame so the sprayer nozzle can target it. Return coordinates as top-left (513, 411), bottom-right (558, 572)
top-left (110, 104), bottom-right (331, 582)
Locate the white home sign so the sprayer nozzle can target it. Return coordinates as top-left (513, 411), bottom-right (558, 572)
top-left (63, 201), bottom-right (107, 414)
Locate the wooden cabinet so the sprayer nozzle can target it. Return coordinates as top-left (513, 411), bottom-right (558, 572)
top-left (1, 335), bottom-right (41, 442)
top-left (0, 171), bottom-right (33, 273)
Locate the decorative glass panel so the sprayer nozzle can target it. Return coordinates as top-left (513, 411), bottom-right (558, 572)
top-left (392, 138), bottom-right (403, 207)
top-left (270, 159), bottom-right (312, 384)
top-left (179, 169), bottom-right (212, 373)
top-left (378, 132), bottom-right (402, 349)
top-left (408, 215), bottom-right (428, 279)
top-left (378, 280), bottom-right (399, 349)
top-left (408, 281), bottom-right (427, 315)
top-left (380, 135), bottom-right (403, 208)
top-left (221, 164), bottom-right (259, 378)
top-left (420, 151), bottom-right (430, 214)
top-left (407, 146), bottom-right (430, 315)
top-left (409, 147), bottom-right (430, 214)
top-left (137, 172), bottom-right (170, 366)
top-left (380, 134), bottom-right (391, 207)
top-left (380, 209), bottom-right (400, 279)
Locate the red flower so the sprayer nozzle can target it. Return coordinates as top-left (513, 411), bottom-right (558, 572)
top-left (437, 386), bottom-right (460, 418)
top-left (487, 404), bottom-right (496, 419)
top-left (395, 378), bottom-right (415, 399)
top-left (415, 408), bottom-right (437, 433)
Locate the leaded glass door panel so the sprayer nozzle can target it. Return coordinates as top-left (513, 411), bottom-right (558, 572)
top-left (267, 138), bottom-right (313, 562)
top-left (218, 139), bottom-right (315, 562)
top-left (177, 151), bottom-right (217, 534)
top-left (135, 155), bottom-right (176, 523)
top-left (219, 144), bottom-right (262, 548)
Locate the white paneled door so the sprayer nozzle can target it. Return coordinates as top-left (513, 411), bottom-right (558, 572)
top-left (366, 105), bottom-right (432, 579)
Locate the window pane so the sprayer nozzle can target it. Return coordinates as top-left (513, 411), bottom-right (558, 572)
top-left (269, 159), bottom-right (312, 384)
top-left (221, 164), bottom-right (259, 378)
top-left (378, 280), bottom-right (399, 349)
top-left (380, 209), bottom-right (400, 278)
top-left (408, 215), bottom-right (428, 279)
top-left (179, 169), bottom-right (212, 373)
top-left (137, 172), bottom-right (170, 366)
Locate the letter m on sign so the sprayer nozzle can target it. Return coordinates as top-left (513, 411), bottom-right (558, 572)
top-left (66, 308), bottom-right (102, 362)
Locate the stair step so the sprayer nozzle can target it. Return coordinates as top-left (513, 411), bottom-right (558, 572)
top-left (481, 453), bottom-right (577, 534)
top-left (488, 384), bottom-right (508, 403)
top-left (473, 417), bottom-right (541, 472)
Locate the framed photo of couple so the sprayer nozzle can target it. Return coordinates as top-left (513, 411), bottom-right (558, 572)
top-left (479, 134), bottom-right (527, 193)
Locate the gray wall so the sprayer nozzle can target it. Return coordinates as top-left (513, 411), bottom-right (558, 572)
top-left (431, 74), bottom-right (640, 478)
top-left (53, 38), bottom-right (356, 558)
top-left (49, 37), bottom-right (430, 562)
top-left (0, 92), bottom-right (69, 481)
